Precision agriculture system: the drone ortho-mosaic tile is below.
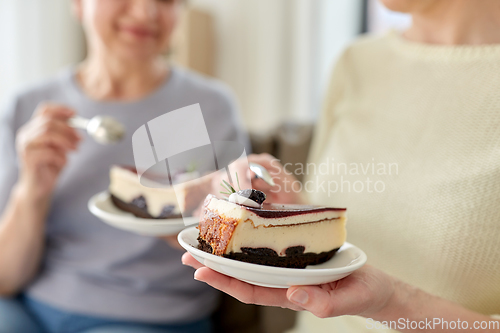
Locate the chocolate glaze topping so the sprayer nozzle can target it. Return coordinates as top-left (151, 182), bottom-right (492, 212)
top-left (243, 203), bottom-right (346, 218)
top-left (118, 165), bottom-right (138, 174)
top-left (205, 194), bottom-right (345, 218)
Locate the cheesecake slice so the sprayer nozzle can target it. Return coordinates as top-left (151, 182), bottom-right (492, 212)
top-left (109, 165), bottom-right (208, 219)
top-left (109, 165), bottom-right (182, 219)
top-left (198, 194), bottom-right (347, 268)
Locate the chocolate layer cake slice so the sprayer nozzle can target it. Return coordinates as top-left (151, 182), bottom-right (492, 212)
top-left (198, 194), bottom-right (347, 268)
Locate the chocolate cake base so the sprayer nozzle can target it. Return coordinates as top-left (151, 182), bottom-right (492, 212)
top-left (198, 237), bottom-right (339, 269)
top-left (110, 194), bottom-right (182, 219)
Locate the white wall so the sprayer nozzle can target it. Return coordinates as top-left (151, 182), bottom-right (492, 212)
top-left (189, 0), bottom-right (363, 132)
top-left (367, 0), bottom-right (411, 34)
top-left (0, 0), bottom-right (85, 104)
top-left (278, 0), bottom-right (364, 124)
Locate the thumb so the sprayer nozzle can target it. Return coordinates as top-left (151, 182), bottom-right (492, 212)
top-left (287, 286), bottom-right (336, 319)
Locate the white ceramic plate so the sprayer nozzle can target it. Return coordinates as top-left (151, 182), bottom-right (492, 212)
top-left (88, 191), bottom-right (198, 236)
top-left (178, 226), bottom-right (367, 288)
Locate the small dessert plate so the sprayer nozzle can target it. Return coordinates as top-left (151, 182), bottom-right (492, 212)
top-left (178, 226), bottom-right (367, 288)
top-left (88, 191), bottom-right (198, 236)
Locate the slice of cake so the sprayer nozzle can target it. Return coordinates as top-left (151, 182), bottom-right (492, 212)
top-left (197, 191), bottom-right (347, 268)
top-left (109, 165), bottom-right (208, 219)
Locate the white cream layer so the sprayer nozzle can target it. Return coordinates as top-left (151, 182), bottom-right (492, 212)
top-left (109, 166), bottom-right (180, 217)
top-left (206, 196), bottom-right (346, 227)
top-left (228, 193), bottom-right (261, 208)
top-left (226, 217), bottom-right (346, 255)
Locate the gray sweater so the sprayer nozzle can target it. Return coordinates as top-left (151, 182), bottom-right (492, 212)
top-left (0, 67), bottom-right (249, 323)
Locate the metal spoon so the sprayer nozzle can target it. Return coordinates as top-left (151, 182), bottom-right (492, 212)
top-left (249, 162), bottom-right (276, 186)
top-left (69, 115), bottom-right (125, 144)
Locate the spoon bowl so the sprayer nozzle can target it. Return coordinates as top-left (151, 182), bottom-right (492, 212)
top-left (69, 115), bottom-right (125, 144)
top-left (249, 162), bottom-right (276, 187)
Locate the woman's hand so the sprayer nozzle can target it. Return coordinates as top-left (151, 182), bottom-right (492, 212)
top-left (182, 254), bottom-right (500, 333)
top-left (212, 153), bottom-right (307, 205)
top-left (159, 235), bottom-right (184, 250)
top-left (182, 252), bottom-right (398, 318)
top-left (16, 103), bottom-right (81, 201)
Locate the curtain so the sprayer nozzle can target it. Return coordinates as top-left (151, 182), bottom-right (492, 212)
top-left (0, 0), bottom-right (85, 104)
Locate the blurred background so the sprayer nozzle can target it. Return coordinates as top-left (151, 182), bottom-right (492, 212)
top-left (0, 0), bottom-right (409, 332)
top-left (0, 0), bottom-right (409, 132)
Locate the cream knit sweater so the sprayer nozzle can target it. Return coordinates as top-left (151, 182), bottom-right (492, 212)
top-left (294, 31), bottom-right (500, 332)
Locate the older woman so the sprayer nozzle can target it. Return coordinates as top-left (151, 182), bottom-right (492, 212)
top-left (0, 0), bottom-right (248, 332)
top-left (183, 0), bottom-right (500, 332)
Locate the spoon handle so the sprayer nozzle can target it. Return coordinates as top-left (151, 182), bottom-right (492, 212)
top-left (68, 116), bottom-right (90, 130)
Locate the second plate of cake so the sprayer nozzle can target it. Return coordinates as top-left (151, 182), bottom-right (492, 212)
top-left (89, 191), bottom-right (198, 236)
top-left (178, 226), bottom-right (367, 288)
top-left (88, 165), bottom-right (205, 236)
